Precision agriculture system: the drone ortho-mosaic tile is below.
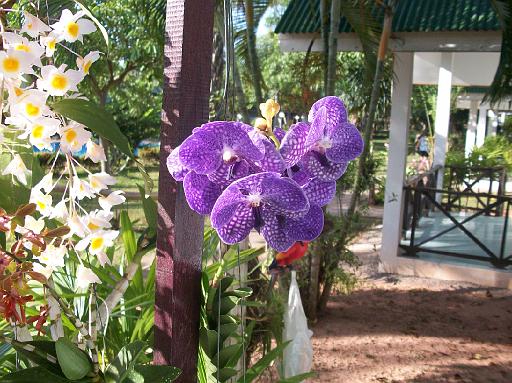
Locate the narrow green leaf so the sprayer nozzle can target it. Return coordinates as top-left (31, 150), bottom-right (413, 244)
top-left (237, 341), bottom-right (291, 383)
top-left (120, 211), bottom-right (143, 292)
top-left (74, 1), bottom-right (109, 49)
top-left (137, 184), bottom-right (157, 230)
top-left (0, 366), bottom-right (69, 383)
top-left (52, 98), bottom-right (133, 159)
top-left (105, 341), bottom-right (147, 383)
top-left (212, 343), bottom-right (242, 368)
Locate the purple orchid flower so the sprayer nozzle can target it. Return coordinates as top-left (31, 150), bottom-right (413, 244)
top-left (279, 96), bottom-right (363, 178)
top-left (179, 121), bottom-right (264, 182)
top-left (167, 146), bottom-right (189, 181)
top-left (211, 172), bottom-right (314, 251)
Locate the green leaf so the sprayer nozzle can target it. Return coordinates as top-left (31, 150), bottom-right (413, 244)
top-left (55, 338), bottom-right (92, 381)
top-left (212, 343), bottom-right (242, 368)
top-left (226, 287), bottom-right (252, 299)
top-left (217, 367), bottom-right (238, 382)
top-left (52, 98), bottom-right (133, 158)
top-left (74, 1), bottom-right (109, 49)
top-left (0, 132), bottom-right (32, 212)
top-left (132, 365), bottom-right (181, 382)
top-left (0, 366), bottom-right (69, 383)
top-left (120, 211), bottom-right (143, 292)
top-left (199, 327), bottom-right (218, 358)
top-left (105, 341), bottom-right (147, 383)
top-left (237, 341), bottom-right (291, 383)
top-left (14, 339), bottom-right (62, 376)
top-left (137, 185), bottom-right (157, 230)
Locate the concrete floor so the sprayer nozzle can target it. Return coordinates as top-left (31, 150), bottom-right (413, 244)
top-left (401, 211), bottom-right (512, 269)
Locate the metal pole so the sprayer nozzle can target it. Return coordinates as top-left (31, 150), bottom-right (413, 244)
top-left (154, 0), bottom-right (214, 380)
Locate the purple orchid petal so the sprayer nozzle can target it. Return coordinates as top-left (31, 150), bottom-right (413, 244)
top-left (261, 176), bottom-right (309, 217)
top-left (274, 127), bottom-right (286, 142)
top-left (303, 178), bottom-right (336, 207)
top-left (326, 122), bottom-right (364, 163)
top-left (239, 123), bottom-right (266, 155)
top-left (254, 139), bottom-right (286, 173)
top-left (167, 146), bottom-right (188, 181)
top-left (308, 96), bottom-right (348, 136)
top-left (216, 204), bottom-right (254, 244)
top-left (280, 122), bottom-right (311, 167)
top-left (207, 160), bottom-right (250, 187)
top-left (305, 106), bottom-right (327, 149)
top-left (286, 205), bottom-right (324, 242)
top-left (179, 128), bottom-right (223, 174)
top-left (260, 209), bottom-right (295, 252)
top-left (291, 167), bottom-right (311, 187)
top-left (202, 121), bottom-right (264, 162)
top-left (183, 171), bottom-right (222, 215)
top-left (180, 121), bottom-right (264, 175)
top-left (302, 151), bottom-right (348, 181)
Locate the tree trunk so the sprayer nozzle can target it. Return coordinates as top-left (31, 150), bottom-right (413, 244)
top-left (318, 1), bottom-right (396, 313)
top-left (347, 0), bottom-right (395, 217)
top-left (326, 0), bottom-right (341, 96)
top-left (244, 0), bottom-right (264, 104)
top-left (320, 0), bottom-right (330, 95)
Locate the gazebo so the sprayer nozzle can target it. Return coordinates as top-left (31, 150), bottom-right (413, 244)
top-left (276, 0), bottom-right (512, 287)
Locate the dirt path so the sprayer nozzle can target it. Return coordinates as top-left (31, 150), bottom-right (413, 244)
top-left (309, 226), bottom-right (512, 383)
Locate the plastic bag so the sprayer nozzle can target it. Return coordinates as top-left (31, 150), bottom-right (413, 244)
top-left (283, 270), bottom-right (313, 379)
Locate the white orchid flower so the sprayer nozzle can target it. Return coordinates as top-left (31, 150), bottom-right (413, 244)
top-left (0, 49), bottom-right (34, 78)
top-left (98, 190), bottom-right (126, 212)
top-left (37, 65), bottom-right (84, 96)
top-left (76, 229), bottom-right (119, 266)
top-left (88, 172), bottom-right (116, 193)
top-left (76, 264), bottom-right (101, 289)
top-left (85, 140), bottom-right (106, 163)
top-left (58, 121), bottom-right (91, 153)
top-left (51, 9), bottom-right (97, 43)
top-left (77, 51), bottom-right (100, 75)
top-left (21, 12), bottom-right (51, 38)
top-left (2, 154), bottom-right (31, 185)
top-left (30, 189), bottom-right (53, 217)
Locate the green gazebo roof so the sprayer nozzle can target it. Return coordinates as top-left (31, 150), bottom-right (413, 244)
top-left (275, 0), bottom-right (501, 34)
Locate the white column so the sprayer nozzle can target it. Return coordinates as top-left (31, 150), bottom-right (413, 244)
top-left (380, 52), bottom-right (414, 272)
top-left (476, 104), bottom-right (487, 147)
top-left (464, 100), bottom-right (478, 157)
top-left (433, 52), bottom-right (453, 192)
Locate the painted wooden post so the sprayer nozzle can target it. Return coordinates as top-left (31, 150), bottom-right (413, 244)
top-left (464, 100), bottom-right (478, 158)
top-left (154, 0), bottom-right (214, 380)
top-left (476, 103), bottom-right (487, 147)
top-left (433, 52), bottom-right (453, 192)
top-left (380, 52), bottom-right (414, 272)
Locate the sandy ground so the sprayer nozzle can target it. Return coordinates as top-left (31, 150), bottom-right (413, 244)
top-left (308, 226), bottom-right (512, 383)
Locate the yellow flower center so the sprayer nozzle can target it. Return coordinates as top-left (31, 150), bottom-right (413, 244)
top-left (90, 237), bottom-right (104, 251)
top-left (83, 60), bottom-right (92, 74)
top-left (50, 74), bottom-right (68, 91)
top-left (25, 102), bottom-right (40, 117)
top-left (2, 57), bottom-right (20, 73)
top-left (14, 87), bottom-right (24, 97)
top-left (32, 125), bottom-right (45, 139)
top-left (64, 129), bottom-right (77, 143)
top-left (37, 201), bottom-right (46, 210)
top-left (66, 22), bottom-right (79, 39)
top-left (87, 222), bottom-right (100, 231)
top-left (14, 44), bottom-right (30, 53)
top-left (48, 40), bottom-right (56, 51)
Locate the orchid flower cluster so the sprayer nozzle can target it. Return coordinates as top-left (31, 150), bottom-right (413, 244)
top-left (167, 97), bottom-right (363, 252)
top-left (0, 9), bottom-right (126, 336)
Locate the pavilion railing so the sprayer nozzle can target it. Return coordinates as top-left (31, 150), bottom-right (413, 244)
top-left (400, 166), bottom-right (512, 269)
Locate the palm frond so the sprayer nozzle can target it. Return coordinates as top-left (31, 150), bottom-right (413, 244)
top-left (485, 0), bottom-right (512, 105)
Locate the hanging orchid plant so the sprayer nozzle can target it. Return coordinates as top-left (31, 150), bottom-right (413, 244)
top-left (168, 97), bottom-right (363, 252)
